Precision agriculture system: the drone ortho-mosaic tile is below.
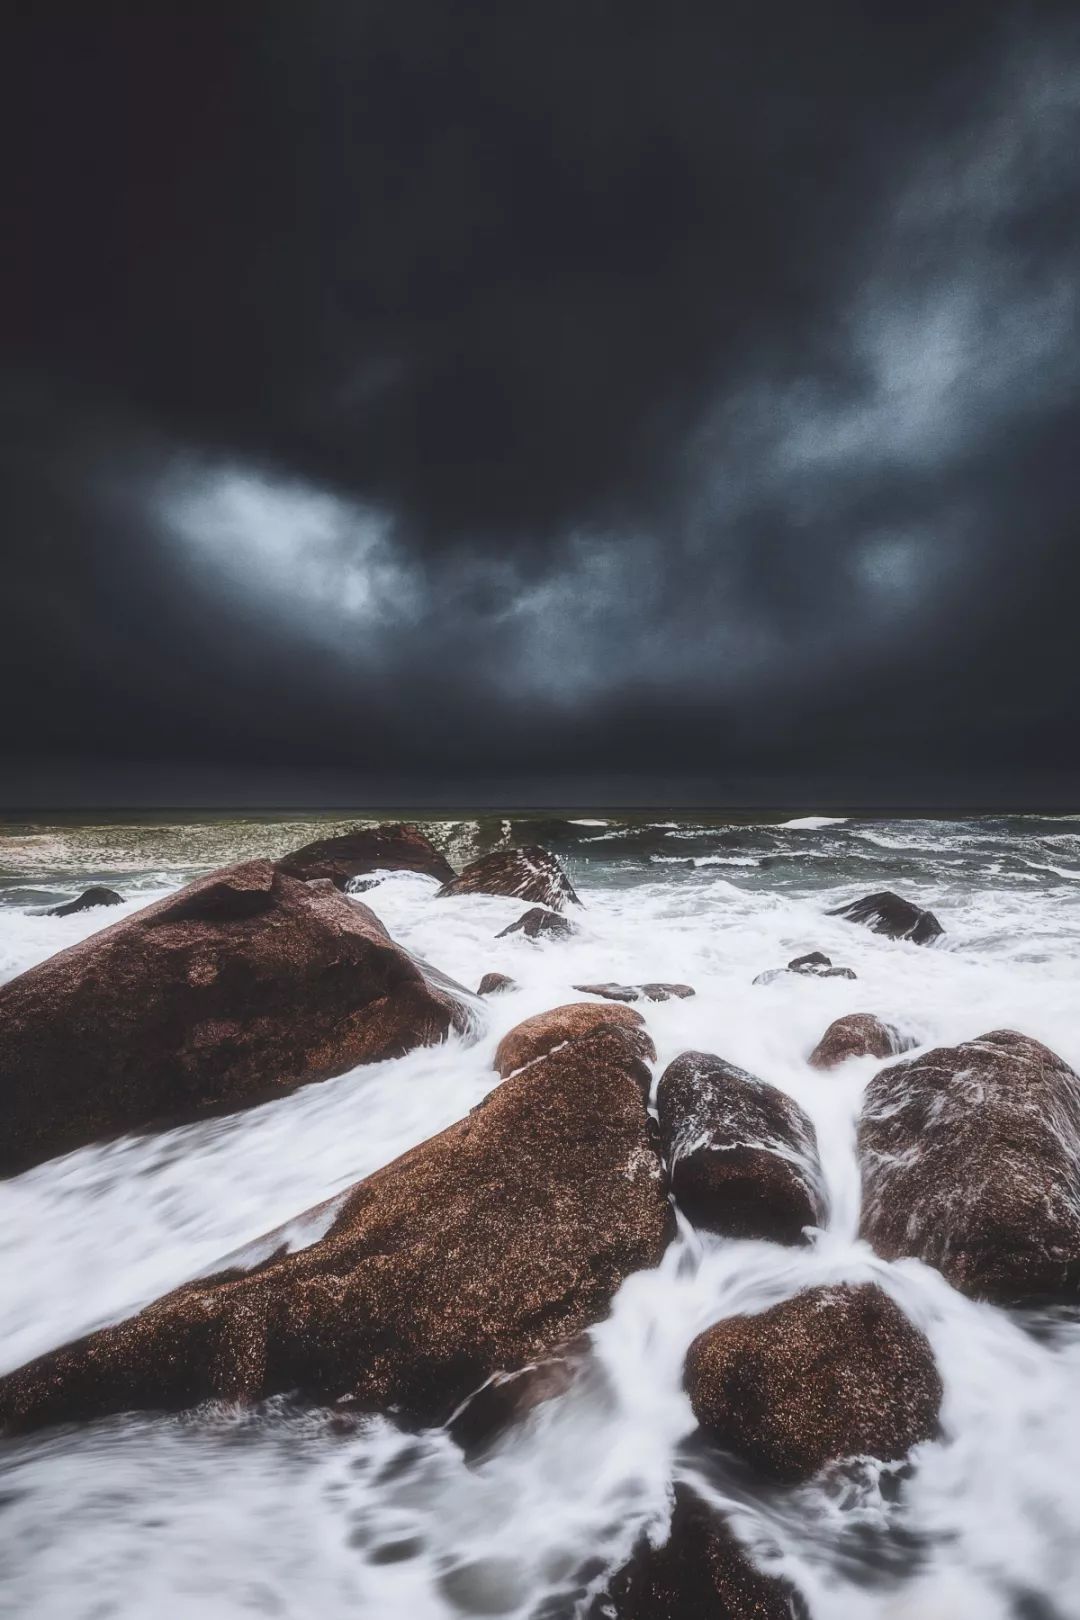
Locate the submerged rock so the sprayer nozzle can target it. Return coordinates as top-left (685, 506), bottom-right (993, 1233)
top-left (829, 890), bottom-right (943, 944)
top-left (447, 1335), bottom-right (590, 1459)
top-left (276, 822), bottom-right (455, 889)
top-left (859, 1030), bottom-right (1080, 1302)
top-left (753, 953), bottom-right (856, 986)
top-left (587, 1485), bottom-right (806, 1618)
top-left (494, 1001), bottom-right (652, 1080)
top-left (44, 886), bottom-right (124, 918)
top-left (477, 971), bottom-right (516, 996)
top-left (808, 1012), bottom-right (902, 1070)
top-left (574, 982), bottom-right (695, 1003)
top-left (656, 1052), bottom-right (824, 1243)
top-left (0, 861), bottom-right (470, 1177)
top-left (0, 1025), bottom-right (673, 1435)
top-left (438, 846), bottom-right (581, 910)
top-left (685, 1283), bottom-right (942, 1483)
top-left (496, 906), bottom-right (579, 941)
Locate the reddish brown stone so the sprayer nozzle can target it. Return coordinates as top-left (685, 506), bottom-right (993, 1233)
top-left (858, 1030), bottom-right (1080, 1302)
top-left (685, 1283), bottom-right (942, 1483)
top-left (0, 861), bottom-right (469, 1177)
top-left (477, 972), bottom-right (516, 996)
top-left (439, 846), bottom-right (581, 910)
top-left (276, 822), bottom-right (455, 888)
top-left (656, 1052), bottom-right (825, 1244)
top-left (808, 1012), bottom-right (900, 1070)
top-left (0, 1026), bottom-right (673, 1436)
top-left (494, 1001), bottom-right (652, 1079)
top-left (587, 1486), bottom-right (806, 1618)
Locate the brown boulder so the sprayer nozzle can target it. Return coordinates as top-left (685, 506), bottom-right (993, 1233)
top-left (858, 1030), bottom-right (1080, 1302)
top-left (808, 1012), bottom-right (901, 1069)
top-left (0, 861), bottom-right (470, 1177)
top-left (494, 1001), bottom-right (652, 1080)
top-left (276, 821), bottom-right (455, 889)
top-left (587, 1486), bottom-right (805, 1619)
top-left (496, 906), bottom-right (579, 940)
top-left (438, 845), bottom-right (581, 910)
top-left (477, 971), bottom-right (516, 996)
top-left (0, 1025), bottom-right (673, 1435)
top-left (656, 1052), bottom-right (825, 1243)
top-left (829, 890), bottom-right (943, 944)
top-left (685, 1283), bottom-right (941, 1483)
top-left (574, 982), bottom-right (695, 1003)
top-left (45, 886), bottom-right (124, 917)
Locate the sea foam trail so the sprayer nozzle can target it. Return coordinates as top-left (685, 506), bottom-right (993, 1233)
top-left (1, 816), bottom-right (1080, 1617)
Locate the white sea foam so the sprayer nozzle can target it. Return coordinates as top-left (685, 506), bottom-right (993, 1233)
top-left (2, 817), bottom-right (1080, 1616)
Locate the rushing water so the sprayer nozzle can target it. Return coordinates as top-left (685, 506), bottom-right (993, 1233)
top-left (1, 811), bottom-right (1080, 1619)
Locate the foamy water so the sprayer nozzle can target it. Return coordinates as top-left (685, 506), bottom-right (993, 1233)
top-left (1, 813), bottom-right (1079, 1618)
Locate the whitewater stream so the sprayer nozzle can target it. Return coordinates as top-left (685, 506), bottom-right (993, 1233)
top-left (1, 811), bottom-right (1079, 1618)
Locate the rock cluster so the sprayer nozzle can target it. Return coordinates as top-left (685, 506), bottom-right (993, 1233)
top-left (657, 1052), bottom-right (825, 1243)
top-left (0, 1024), bottom-right (672, 1435)
top-left (0, 861), bottom-right (470, 1177)
top-left (858, 1029), bottom-right (1080, 1301)
top-left (753, 952), bottom-right (856, 985)
top-left (574, 982), bottom-right (695, 1003)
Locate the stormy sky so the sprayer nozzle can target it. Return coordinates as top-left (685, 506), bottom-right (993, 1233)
top-left (4, 2), bottom-right (1079, 807)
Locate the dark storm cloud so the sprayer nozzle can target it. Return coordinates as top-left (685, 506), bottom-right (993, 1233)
top-left (3, 2), bottom-right (1079, 803)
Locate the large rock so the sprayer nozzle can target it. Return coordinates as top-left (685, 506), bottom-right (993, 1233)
top-left (438, 846), bottom-right (581, 910)
top-left (808, 1012), bottom-right (901, 1070)
top-left (0, 861), bottom-right (470, 1177)
top-left (276, 822), bottom-right (455, 889)
top-left (494, 1001), bottom-right (652, 1080)
top-left (858, 1030), bottom-right (1080, 1302)
top-left (574, 982), bottom-right (695, 1003)
top-left (587, 1486), bottom-right (806, 1619)
top-left (656, 1052), bottom-right (824, 1243)
top-left (45, 886), bottom-right (124, 918)
top-left (829, 890), bottom-right (943, 944)
top-left (0, 1025), bottom-right (673, 1435)
top-left (685, 1284), bottom-right (942, 1483)
top-left (496, 906), bottom-right (579, 941)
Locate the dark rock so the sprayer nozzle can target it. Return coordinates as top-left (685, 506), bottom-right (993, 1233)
top-left (477, 972), bottom-right (516, 996)
top-left (496, 907), bottom-right (579, 941)
top-left (809, 1013), bottom-right (902, 1070)
top-left (0, 861), bottom-right (470, 1177)
top-left (45, 886), bottom-right (124, 918)
top-left (447, 1335), bottom-right (589, 1459)
top-left (829, 890), bottom-right (943, 944)
top-left (656, 1052), bottom-right (824, 1243)
top-left (494, 1001), bottom-right (653, 1080)
top-left (574, 982), bottom-right (695, 1004)
top-left (587, 1486), bottom-right (806, 1619)
top-left (0, 1025), bottom-right (673, 1435)
top-left (685, 1283), bottom-right (942, 1483)
top-left (276, 822), bottom-right (455, 889)
top-left (859, 1030), bottom-right (1080, 1302)
top-left (438, 846), bottom-right (581, 910)
top-left (753, 953), bottom-right (857, 986)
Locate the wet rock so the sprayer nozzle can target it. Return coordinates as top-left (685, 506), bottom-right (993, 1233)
top-left (0, 1025), bottom-right (673, 1435)
top-left (496, 907), bottom-right (579, 941)
top-left (44, 886), bottom-right (124, 918)
top-left (586, 1486), bottom-right (806, 1619)
top-left (858, 1030), bottom-right (1080, 1302)
top-left (438, 846), bottom-right (581, 910)
top-left (574, 982), bottom-right (695, 1003)
top-left (685, 1283), bottom-right (942, 1483)
top-left (494, 1001), bottom-right (652, 1080)
top-left (477, 972), bottom-right (516, 996)
top-left (753, 953), bottom-right (857, 986)
top-left (0, 861), bottom-right (470, 1177)
top-left (276, 822), bottom-right (455, 889)
top-left (656, 1051), bottom-right (825, 1243)
top-left (808, 1013), bottom-right (902, 1070)
top-left (828, 890), bottom-right (943, 944)
top-left (447, 1336), bottom-right (589, 1459)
